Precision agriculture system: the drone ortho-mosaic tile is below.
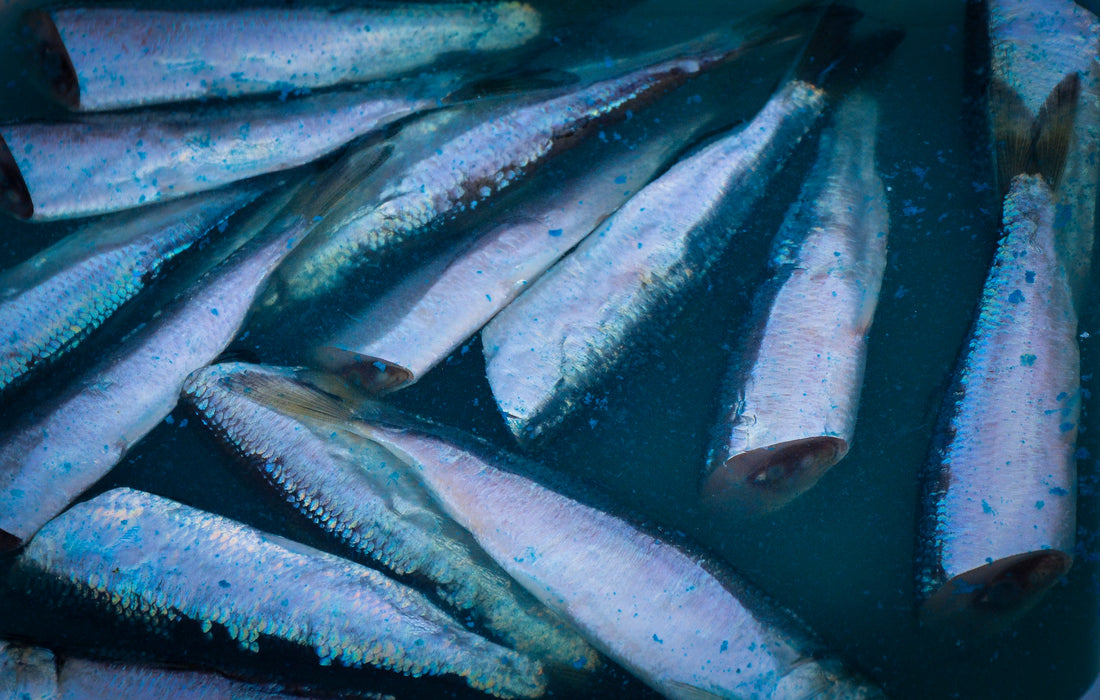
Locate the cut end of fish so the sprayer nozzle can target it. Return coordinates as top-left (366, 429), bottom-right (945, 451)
top-left (25, 10), bottom-right (80, 110)
top-left (312, 346), bottom-right (414, 395)
top-left (0, 527), bottom-right (23, 552)
top-left (920, 550), bottom-right (1072, 628)
top-left (700, 436), bottom-right (847, 515)
top-left (0, 134), bottom-right (32, 220)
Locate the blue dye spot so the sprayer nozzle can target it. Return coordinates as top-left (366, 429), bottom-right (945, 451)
top-left (548, 228), bottom-right (563, 237)
top-left (210, 308), bottom-right (219, 316)
top-left (981, 500), bottom-right (994, 514)
top-left (572, 657), bottom-right (587, 669)
top-left (1050, 487), bottom-right (1069, 496)
top-left (720, 640), bottom-right (729, 653)
top-left (1036, 500), bottom-right (1045, 510)
top-left (1020, 354), bottom-right (1036, 366)
top-left (1076, 447), bottom-right (1091, 460)
top-left (1025, 271), bottom-right (1036, 283)
top-left (218, 580), bottom-right (231, 588)
top-left (1008, 290), bottom-right (1025, 304)
top-left (179, 418), bottom-right (188, 428)
top-left (373, 361), bottom-right (388, 372)
top-left (614, 175), bottom-right (627, 184)
top-left (652, 634), bottom-right (663, 644)
top-left (1060, 422), bottom-right (1075, 432)
top-left (164, 415), bottom-right (175, 425)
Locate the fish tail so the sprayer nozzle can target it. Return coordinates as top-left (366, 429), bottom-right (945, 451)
top-left (992, 72), bottom-right (1080, 195)
top-left (791, 5), bottom-right (903, 92)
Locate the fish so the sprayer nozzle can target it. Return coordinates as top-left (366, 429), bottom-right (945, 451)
top-left (182, 362), bottom-right (600, 671)
top-left (0, 185), bottom-right (264, 393)
top-left (257, 17), bottom-right (791, 308)
top-left (915, 68), bottom-right (1082, 625)
top-left (0, 174), bottom-right (312, 551)
top-left (12, 488), bottom-right (545, 698)
top-left (218, 363), bottom-right (885, 700)
top-left (701, 91), bottom-right (890, 515)
top-left (312, 111), bottom-right (709, 393)
top-left (986, 0), bottom-right (1100, 305)
top-left (26, 3), bottom-right (541, 111)
top-left (0, 640), bottom-right (394, 700)
top-left (0, 83), bottom-right (445, 221)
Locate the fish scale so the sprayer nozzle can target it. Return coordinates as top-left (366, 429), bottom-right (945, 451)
top-left (16, 488), bottom-right (545, 698)
top-left (182, 363), bottom-right (600, 672)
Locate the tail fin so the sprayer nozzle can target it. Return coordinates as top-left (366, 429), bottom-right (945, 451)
top-left (992, 72), bottom-right (1080, 195)
top-left (790, 4), bottom-right (904, 92)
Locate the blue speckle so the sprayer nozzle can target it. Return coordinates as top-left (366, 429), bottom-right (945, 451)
top-left (218, 580), bottom-right (231, 588)
top-left (652, 634), bottom-right (663, 644)
top-left (981, 500), bottom-right (994, 515)
top-left (1059, 422), bottom-right (1075, 433)
top-left (720, 640), bottom-right (728, 653)
top-left (164, 415), bottom-right (175, 425)
top-left (1049, 487), bottom-right (1069, 496)
top-left (1025, 271), bottom-right (1036, 283)
top-left (614, 175), bottom-right (627, 184)
top-left (372, 361), bottom-right (387, 372)
top-left (1020, 354), bottom-right (1036, 366)
top-left (548, 228), bottom-right (563, 237)
top-left (1008, 290), bottom-right (1025, 304)
top-left (210, 308), bottom-right (219, 316)
top-left (1035, 500), bottom-right (1045, 510)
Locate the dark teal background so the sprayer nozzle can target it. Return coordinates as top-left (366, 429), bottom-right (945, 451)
top-left (0, 1), bottom-right (1098, 697)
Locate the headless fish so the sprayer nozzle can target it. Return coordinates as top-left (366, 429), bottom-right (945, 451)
top-left (0, 179), bottom-right (305, 551)
top-left (0, 185), bottom-right (263, 393)
top-left (261, 22), bottom-right (781, 307)
top-left (182, 362), bottom-right (599, 671)
top-left (13, 488), bottom-right (545, 698)
top-left (220, 365), bottom-right (885, 700)
top-left (482, 78), bottom-right (827, 442)
top-left (0, 640), bottom-right (394, 700)
top-left (0, 84), bottom-right (442, 221)
top-left (26, 3), bottom-right (541, 111)
top-left (702, 91), bottom-right (889, 515)
top-left (312, 112), bottom-right (708, 393)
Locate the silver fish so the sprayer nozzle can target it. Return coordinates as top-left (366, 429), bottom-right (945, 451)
top-left (223, 368), bottom-right (884, 700)
top-left (261, 27), bottom-right (775, 307)
top-left (987, 0), bottom-right (1100, 303)
top-left (702, 91), bottom-right (889, 515)
top-left (482, 78), bottom-right (828, 442)
top-left (0, 85), bottom-right (441, 221)
top-left (27, 3), bottom-right (541, 111)
top-left (916, 172), bottom-right (1078, 625)
top-left (182, 362), bottom-right (599, 671)
top-left (0, 640), bottom-right (390, 700)
top-left (313, 114), bottom-right (708, 393)
top-left (14, 488), bottom-right (545, 698)
top-left (0, 178), bottom-right (306, 550)
top-left (0, 185), bottom-right (263, 393)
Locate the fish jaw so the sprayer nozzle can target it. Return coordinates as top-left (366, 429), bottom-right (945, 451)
top-left (701, 436), bottom-right (848, 514)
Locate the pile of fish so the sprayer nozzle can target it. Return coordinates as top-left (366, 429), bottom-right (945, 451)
top-left (0, 0), bottom-right (1097, 697)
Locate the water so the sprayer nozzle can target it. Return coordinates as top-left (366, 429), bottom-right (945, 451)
top-left (0, 0), bottom-right (1098, 697)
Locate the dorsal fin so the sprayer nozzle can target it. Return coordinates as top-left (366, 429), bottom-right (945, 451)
top-left (1033, 71), bottom-right (1081, 189)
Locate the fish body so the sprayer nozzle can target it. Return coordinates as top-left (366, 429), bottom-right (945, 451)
top-left (28, 3), bottom-right (541, 111)
top-left (916, 174), bottom-right (1077, 622)
top-left (988, 0), bottom-right (1100, 302)
top-left (483, 79), bottom-right (827, 442)
top-left (0, 182), bottom-right (304, 550)
top-left (0, 640), bottom-right (385, 700)
top-left (0, 186), bottom-right (262, 392)
top-left (213, 365), bottom-right (884, 700)
top-left (14, 488), bottom-right (545, 698)
top-left (266, 41), bottom-right (758, 305)
top-left (182, 362), bottom-right (599, 670)
top-left (313, 115), bottom-right (707, 392)
top-left (702, 91), bottom-right (889, 514)
top-left (0, 86), bottom-right (438, 220)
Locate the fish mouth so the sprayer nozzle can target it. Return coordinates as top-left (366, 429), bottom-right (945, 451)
top-left (25, 10), bottom-right (80, 110)
top-left (701, 436), bottom-right (847, 515)
top-left (0, 135), bottom-right (32, 220)
top-left (920, 550), bottom-right (1072, 627)
top-left (312, 346), bottom-right (414, 395)
top-left (0, 527), bottom-right (22, 552)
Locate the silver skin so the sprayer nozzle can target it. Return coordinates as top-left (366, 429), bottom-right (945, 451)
top-left (313, 116), bottom-right (707, 393)
top-left (0, 85), bottom-right (440, 221)
top-left (218, 369), bottom-right (883, 700)
top-left (703, 92), bottom-right (889, 515)
top-left (15, 488), bottom-right (545, 698)
top-left (483, 80), bottom-right (828, 443)
top-left (0, 182), bottom-right (303, 550)
top-left (0, 185), bottom-right (262, 393)
top-left (988, 0), bottom-right (1100, 304)
top-left (263, 43), bottom-right (756, 307)
top-left (0, 640), bottom-right (383, 700)
top-left (916, 174), bottom-right (1077, 623)
top-left (28, 3), bottom-right (541, 111)
top-left (182, 362), bottom-right (599, 671)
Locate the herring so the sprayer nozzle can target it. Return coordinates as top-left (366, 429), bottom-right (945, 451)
top-left (13, 488), bottom-right (545, 698)
top-left (0, 185), bottom-right (263, 393)
top-left (702, 91), bottom-right (889, 515)
top-left (27, 3), bottom-right (541, 111)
